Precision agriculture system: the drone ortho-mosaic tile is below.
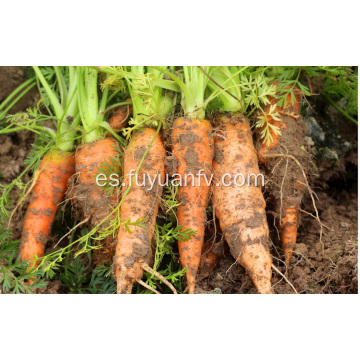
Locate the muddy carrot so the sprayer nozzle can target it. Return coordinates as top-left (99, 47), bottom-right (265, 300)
top-left (72, 137), bottom-right (121, 265)
top-left (157, 66), bottom-right (214, 293)
top-left (114, 128), bottom-right (165, 293)
top-left (113, 66), bottom-right (175, 294)
top-left (69, 67), bottom-right (123, 265)
top-left (171, 117), bottom-right (214, 293)
top-left (257, 84), bottom-right (306, 264)
top-left (207, 66), bottom-right (273, 293)
top-left (212, 114), bottom-right (273, 293)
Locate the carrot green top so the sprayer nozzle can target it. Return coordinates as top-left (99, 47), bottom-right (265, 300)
top-left (122, 66), bottom-right (175, 136)
top-left (33, 66), bottom-right (79, 152)
top-left (77, 67), bottom-right (110, 144)
top-left (150, 66), bottom-right (210, 120)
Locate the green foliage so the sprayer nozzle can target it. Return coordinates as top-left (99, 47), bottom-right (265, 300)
top-left (0, 226), bottom-right (48, 293)
top-left (241, 73), bottom-right (278, 110)
top-left (24, 131), bottom-right (55, 170)
top-left (153, 223), bottom-right (196, 273)
top-left (136, 185), bottom-right (196, 294)
top-left (267, 66), bottom-right (358, 119)
top-left (60, 258), bottom-right (116, 294)
top-left (321, 67), bottom-right (358, 117)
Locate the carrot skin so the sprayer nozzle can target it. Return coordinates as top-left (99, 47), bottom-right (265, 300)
top-left (113, 128), bottom-right (165, 294)
top-left (213, 114), bottom-right (273, 294)
top-left (171, 117), bottom-right (214, 294)
top-left (20, 149), bottom-right (75, 276)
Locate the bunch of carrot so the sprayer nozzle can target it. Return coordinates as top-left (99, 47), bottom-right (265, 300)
top-left (4, 65), bottom-right (320, 294)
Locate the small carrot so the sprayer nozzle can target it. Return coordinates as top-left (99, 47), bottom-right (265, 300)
top-left (257, 84), bottom-right (305, 264)
top-left (106, 99), bottom-right (132, 136)
top-left (114, 127), bottom-right (165, 293)
top-left (20, 150), bottom-right (75, 276)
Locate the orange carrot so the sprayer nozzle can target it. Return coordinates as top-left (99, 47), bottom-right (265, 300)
top-left (213, 114), bottom-right (273, 294)
top-left (257, 85), bottom-right (305, 264)
top-left (281, 197), bottom-right (301, 264)
top-left (20, 149), bottom-right (75, 279)
top-left (71, 137), bottom-right (121, 264)
top-left (113, 128), bottom-right (165, 293)
top-left (171, 117), bottom-right (214, 294)
top-left (106, 99), bottom-right (133, 136)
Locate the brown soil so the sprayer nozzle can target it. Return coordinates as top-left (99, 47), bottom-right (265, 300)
top-left (0, 67), bottom-right (38, 240)
top-left (1, 66), bottom-right (358, 294)
top-left (197, 96), bottom-right (358, 294)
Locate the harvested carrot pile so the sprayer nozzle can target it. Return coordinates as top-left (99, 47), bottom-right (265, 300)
top-left (0, 66), bottom-right (357, 294)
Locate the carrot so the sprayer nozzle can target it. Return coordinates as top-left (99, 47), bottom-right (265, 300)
top-left (106, 99), bottom-right (132, 136)
top-left (20, 150), bottom-right (75, 275)
top-left (114, 128), bottom-right (165, 293)
top-left (151, 66), bottom-right (215, 294)
top-left (72, 137), bottom-right (121, 264)
top-left (68, 67), bottom-right (124, 265)
top-left (18, 66), bottom-right (79, 281)
top-left (212, 114), bottom-right (273, 293)
top-left (96, 99), bottom-right (132, 261)
top-left (171, 117), bottom-right (214, 293)
top-left (257, 84), bottom-right (306, 265)
top-left (112, 66), bottom-right (176, 294)
top-left (205, 66), bottom-right (273, 293)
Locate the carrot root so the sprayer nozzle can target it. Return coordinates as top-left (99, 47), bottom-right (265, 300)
top-left (20, 149), bottom-right (75, 280)
top-left (171, 117), bottom-right (214, 294)
top-left (257, 85), bottom-right (305, 265)
top-left (113, 128), bottom-right (165, 294)
top-left (213, 114), bottom-right (273, 294)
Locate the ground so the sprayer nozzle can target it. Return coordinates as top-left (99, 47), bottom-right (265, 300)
top-left (0, 66), bottom-right (358, 294)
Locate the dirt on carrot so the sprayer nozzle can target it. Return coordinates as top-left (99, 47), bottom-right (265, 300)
top-left (256, 88), bottom-right (314, 264)
top-left (171, 117), bottom-right (214, 294)
top-left (212, 113), bottom-right (273, 294)
top-left (67, 137), bottom-right (121, 264)
top-left (113, 128), bottom-right (166, 294)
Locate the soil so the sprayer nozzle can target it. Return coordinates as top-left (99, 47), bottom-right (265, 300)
top-left (0, 67), bottom-right (38, 240)
top-left (0, 67), bottom-right (358, 294)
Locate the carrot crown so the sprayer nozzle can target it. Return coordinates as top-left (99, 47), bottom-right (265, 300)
top-left (149, 66), bottom-right (211, 119)
top-left (207, 66), bottom-right (245, 113)
top-left (101, 66), bottom-right (177, 138)
top-left (77, 67), bottom-right (111, 144)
